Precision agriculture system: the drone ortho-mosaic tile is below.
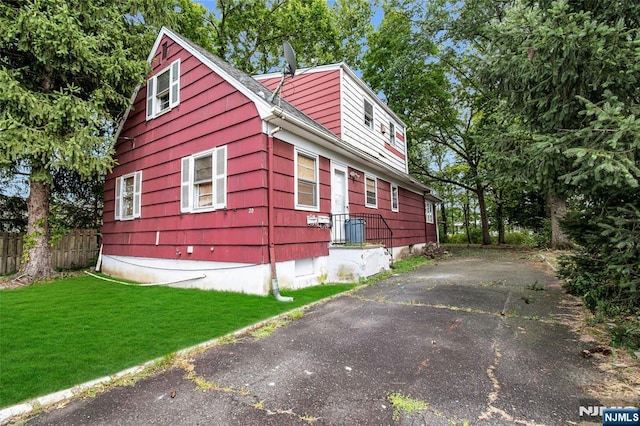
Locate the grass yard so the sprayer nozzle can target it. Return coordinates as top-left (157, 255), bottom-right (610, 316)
top-left (0, 275), bottom-right (354, 408)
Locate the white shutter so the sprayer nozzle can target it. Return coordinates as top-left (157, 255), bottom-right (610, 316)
top-left (114, 177), bottom-right (121, 220)
top-left (146, 78), bottom-right (155, 120)
top-left (181, 156), bottom-right (192, 213)
top-left (214, 146), bottom-right (227, 208)
top-left (170, 59), bottom-right (180, 108)
top-left (133, 171), bottom-right (142, 218)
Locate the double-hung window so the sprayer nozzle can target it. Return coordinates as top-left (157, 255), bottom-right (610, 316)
top-left (389, 122), bottom-right (396, 146)
top-left (425, 201), bottom-right (434, 224)
top-left (295, 149), bottom-right (319, 211)
top-left (181, 146), bottom-right (227, 213)
top-left (364, 99), bottom-right (373, 129)
top-left (114, 171), bottom-right (142, 220)
top-left (146, 59), bottom-right (180, 120)
top-left (365, 175), bottom-right (377, 208)
top-left (391, 184), bottom-right (399, 212)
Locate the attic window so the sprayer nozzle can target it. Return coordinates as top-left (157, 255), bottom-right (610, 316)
top-left (146, 59), bottom-right (180, 120)
top-left (364, 100), bottom-right (373, 129)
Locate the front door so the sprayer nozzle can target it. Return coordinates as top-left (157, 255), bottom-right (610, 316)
top-left (331, 163), bottom-right (348, 243)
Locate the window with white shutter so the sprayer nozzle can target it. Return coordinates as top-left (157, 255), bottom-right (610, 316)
top-left (180, 147), bottom-right (228, 213)
top-left (146, 59), bottom-right (180, 120)
top-left (114, 171), bottom-right (142, 220)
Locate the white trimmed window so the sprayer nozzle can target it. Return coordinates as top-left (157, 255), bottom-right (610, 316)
top-left (364, 99), bottom-right (373, 129)
top-left (295, 149), bottom-right (319, 211)
top-left (114, 171), bottom-right (142, 220)
top-left (146, 59), bottom-right (180, 120)
top-left (365, 175), bottom-right (377, 208)
top-left (389, 122), bottom-right (396, 146)
top-left (391, 184), bottom-right (399, 212)
top-left (181, 146), bottom-right (227, 213)
top-left (425, 201), bottom-right (434, 224)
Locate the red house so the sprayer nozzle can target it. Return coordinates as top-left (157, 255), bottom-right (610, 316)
top-left (101, 27), bottom-right (440, 295)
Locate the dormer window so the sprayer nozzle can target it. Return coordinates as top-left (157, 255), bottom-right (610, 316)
top-left (146, 59), bottom-right (180, 120)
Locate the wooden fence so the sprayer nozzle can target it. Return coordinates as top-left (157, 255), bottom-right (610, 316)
top-left (0, 229), bottom-right (100, 275)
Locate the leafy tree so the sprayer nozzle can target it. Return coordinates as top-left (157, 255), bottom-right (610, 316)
top-left (559, 98), bottom-right (640, 321)
top-left (476, 0), bottom-right (640, 323)
top-left (329, 0), bottom-right (375, 70)
top-left (361, 0), bottom-right (499, 243)
top-left (0, 0), bottom-right (175, 281)
top-left (0, 195), bottom-right (27, 232)
top-left (209, 0), bottom-right (342, 74)
top-left (481, 0), bottom-right (640, 248)
top-left (173, 0), bottom-right (218, 52)
top-left (50, 170), bottom-right (105, 231)
top-left (364, 0), bottom-right (546, 245)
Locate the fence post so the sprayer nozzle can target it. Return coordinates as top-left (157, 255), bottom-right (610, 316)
top-left (0, 232), bottom-right (7, 275)
top-left (0, 229), bottom-right (99, 275)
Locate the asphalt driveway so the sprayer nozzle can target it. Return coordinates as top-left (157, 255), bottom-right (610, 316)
top-left (24, 249), bottom-right (605, 425)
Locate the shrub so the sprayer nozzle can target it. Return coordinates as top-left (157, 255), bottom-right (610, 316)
top-left (503, 232), bottom-right (533, 246)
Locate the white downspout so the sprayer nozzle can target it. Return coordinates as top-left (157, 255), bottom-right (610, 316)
top-left (267, 125), bottom-right (293, 302)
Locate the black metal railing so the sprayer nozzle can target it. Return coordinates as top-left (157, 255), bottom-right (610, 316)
top-left (330, 212), bottom-right (392, 249)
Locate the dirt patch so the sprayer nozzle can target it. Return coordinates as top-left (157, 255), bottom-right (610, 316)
top-left (0, 273), bottom-right (31, 290)
top-left (568, 311), bottom-right (640, 407)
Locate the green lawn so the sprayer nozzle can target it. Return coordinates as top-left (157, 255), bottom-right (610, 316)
top-left (0, 275), bottom-right (354, 408)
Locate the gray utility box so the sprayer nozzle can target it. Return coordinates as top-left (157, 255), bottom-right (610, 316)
top-left (344, 218), bottom-right (365, 244)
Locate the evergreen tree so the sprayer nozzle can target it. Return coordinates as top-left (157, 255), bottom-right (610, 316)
top-left (0, 0), bottom-right (174, 281)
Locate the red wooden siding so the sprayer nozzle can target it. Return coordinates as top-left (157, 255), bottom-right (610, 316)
top-left (103, 35), bottom-right (270, 264)
top-left (346, 167), bottom-right (437, 247)
top-left (271, 138), bottom-right (332, 261)
top-left (257, 70), bottom-right (342, 137)
top-left (104, 33), bottom-right (436, 272)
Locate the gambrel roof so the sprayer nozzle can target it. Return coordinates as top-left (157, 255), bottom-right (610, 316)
top-left (120, 27), bottom-right (440, 201)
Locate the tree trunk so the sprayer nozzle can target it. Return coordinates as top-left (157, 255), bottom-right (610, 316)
top-left (440, 202), bottom-right (448, 238)
top-left (20, 170), bottom-right (55, 280)
top-left (547, 193), bottom-right (571, 249)
top-left (497, 190), bottom-right (505, 245)
top-left (463, 201), bottom-right (471, 244)
top-left (476, 185), bottom-right (491, 245)
top-left (450, 202), bottom-right (455, 235)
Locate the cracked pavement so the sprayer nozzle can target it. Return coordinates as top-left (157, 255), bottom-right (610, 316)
top-left (24, 250), bottom-right (605, 425)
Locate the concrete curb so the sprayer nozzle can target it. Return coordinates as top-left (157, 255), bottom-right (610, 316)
top-left (0, 286), bottom-right (361, 425)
